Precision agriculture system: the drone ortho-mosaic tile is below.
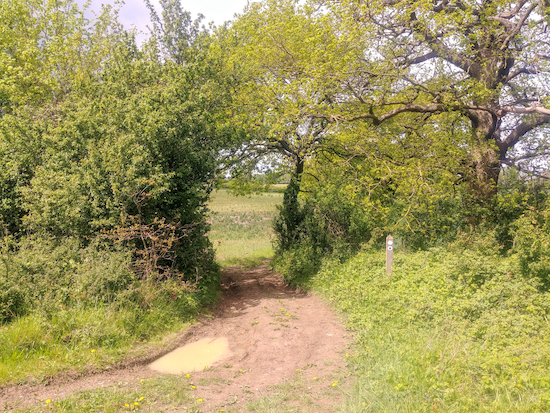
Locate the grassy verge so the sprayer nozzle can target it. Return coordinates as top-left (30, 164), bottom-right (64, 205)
top-left (13, 375), bottom-right (201, 413)
top-left (208, 189), bottom-right (283, 267)
top-left (0, 236), bottom-right (218, 386)
top-left (0, 300), bottom-right (195, 386)
top-left (310, 239), bottom-right (550, 412)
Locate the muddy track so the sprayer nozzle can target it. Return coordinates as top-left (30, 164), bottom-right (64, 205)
top-left (0, 265), bottom-right (351, 412)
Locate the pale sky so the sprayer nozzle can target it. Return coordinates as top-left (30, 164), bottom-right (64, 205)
top-left (80, 0), bottom-right (251, 39)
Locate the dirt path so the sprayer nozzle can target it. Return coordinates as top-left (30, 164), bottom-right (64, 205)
top-left (0, 265), bottom-right (351, 412)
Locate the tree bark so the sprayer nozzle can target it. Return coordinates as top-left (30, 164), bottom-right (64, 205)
top-left (466, 109), bottom-right (502, 202)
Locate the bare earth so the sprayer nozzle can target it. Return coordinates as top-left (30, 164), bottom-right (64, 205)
top-left (0, 265), bottom-right (351, 412)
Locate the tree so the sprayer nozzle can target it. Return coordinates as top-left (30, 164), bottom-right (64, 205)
top-left (145, 0), bottom-right (206, 64)
top-left (314, 0), bottom-right (550, 201)
top-left (0, 0), bottom-right (239, 278)
top-left (223, 0), bottom-right (351, 185)
top-left (0, 0), bottom-right (127, 232)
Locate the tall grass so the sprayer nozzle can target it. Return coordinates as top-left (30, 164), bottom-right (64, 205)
top-left (208, 189), bottom-right (283, 266)
top-left (312, 238), bottom-right (550, 412)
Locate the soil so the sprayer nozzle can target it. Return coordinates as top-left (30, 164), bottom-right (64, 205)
top-left (0, 265), bottom-right (352, 412)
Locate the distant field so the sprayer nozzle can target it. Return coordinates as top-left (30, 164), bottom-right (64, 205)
top-left (208, 189), bottom-right (284, 266)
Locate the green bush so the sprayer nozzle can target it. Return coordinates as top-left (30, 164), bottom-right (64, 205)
top-left (0, 277), bottom-right (26, 324)
top-left (513, 203), bottom-right (550, 289)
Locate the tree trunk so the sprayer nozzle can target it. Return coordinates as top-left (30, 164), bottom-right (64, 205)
top-left (467, 109), bottom-right (502, 203)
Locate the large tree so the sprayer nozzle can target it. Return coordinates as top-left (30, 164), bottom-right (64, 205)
top-left (316, 0), bottom-right (550, 200)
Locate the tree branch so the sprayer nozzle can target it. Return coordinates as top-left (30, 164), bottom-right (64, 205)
top-left (506, 67), bottom-right (544, 83)
top-left (500, 103), bottom-right (550, 116)
top-left (499, 112), bottom-right (550, 150)
top-left (318, 103), bottom-right (493, 125)
top-left (501, 2), bottom-right (538, 50)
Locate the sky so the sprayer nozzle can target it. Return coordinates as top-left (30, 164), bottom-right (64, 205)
top-left (79, 0), bottom-right (251, 40)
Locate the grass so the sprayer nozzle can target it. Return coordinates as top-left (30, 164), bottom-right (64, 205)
top-left (208, 189), bottom-right (283, 266)
top-left (310, 243), bottom-right (550, 412)
top-left (0, 297), bottom-right (196, 386)
top-left (12, 375), bottom-right (201, 413)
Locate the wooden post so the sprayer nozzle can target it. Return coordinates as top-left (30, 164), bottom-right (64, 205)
top-left (386, 235), bottom-right (394, 274)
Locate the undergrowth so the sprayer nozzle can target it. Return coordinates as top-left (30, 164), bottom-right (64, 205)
top-left (0, 236), bottom-right (219, 386)
top-left (312, 236), bottom-right (550, 412)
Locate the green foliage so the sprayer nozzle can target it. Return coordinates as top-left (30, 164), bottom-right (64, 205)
top-left (313, 240), bottom-right (550, 412)
top-left (273, 175), bottom-right (305, 250)
top-left (271, 242), bottom-right (322, 287)
top-left (0, 279), bottom-right (25, 324)
top-left (0, 236), bottom-right (133, 315)
top-left (0, 0), bottom-right (234, 385)
top-left (0, 0), bottom-right (241, 280)
top-left (227, 172), bottom-right (283, 196)
top-left (512, 201), bottom-right (550, 289)
top-left (17, 375), bottom-right (197, 412)
top-left (494, 170), bottom-right (549, 251)
top-left (0, 235), bottom-right (217, 384)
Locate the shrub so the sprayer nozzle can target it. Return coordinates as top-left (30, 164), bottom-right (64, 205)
top-left (0, 277), bottom-right (26, 324)
top-left (513, 203), bottom-right (550, 289)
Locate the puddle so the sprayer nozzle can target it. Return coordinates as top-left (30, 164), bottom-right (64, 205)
top-left (149, 337), bottom-right (230, 374)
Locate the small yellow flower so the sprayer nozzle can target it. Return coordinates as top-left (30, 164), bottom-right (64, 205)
top-left (198, 398), bottom-right (203, 402)
top-left (46, 399), bottom-right (51, 404)
top-left (140, 379), bottom-right (144, 383)
top-left (139, 396), bottom-right (144, 400)
top-left (332, 381), bottom-right (338, 387)
top-left (186, 374), bottom-right (191, 378)
top-left (313, 377), bottom-right (317, 380)
top-left (346, 353), bottom-right (349, 357)
top-left (192, 386), bottom-right (196, 389)
top-left (286, 313), bottom-right (291, 316)
top-left (134, 402), bottom-right (139, 406)
top-left (91, 349), bottom-right (95, 353)
top-left (125, 404), bottom-right (130, 408)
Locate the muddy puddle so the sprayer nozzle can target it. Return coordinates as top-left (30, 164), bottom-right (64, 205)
top-left (149, 337), bottom-right (230, 374)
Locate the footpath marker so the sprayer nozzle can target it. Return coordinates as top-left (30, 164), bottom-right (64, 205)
top-left (386, 235), bottom-right (394, 275)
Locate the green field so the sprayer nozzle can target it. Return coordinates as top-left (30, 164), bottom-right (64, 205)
top-left (208, 189), bottom-right (284, 267)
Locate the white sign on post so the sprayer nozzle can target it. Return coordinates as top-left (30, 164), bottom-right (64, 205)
top-left (386, 235), bottom-right (394, 274)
